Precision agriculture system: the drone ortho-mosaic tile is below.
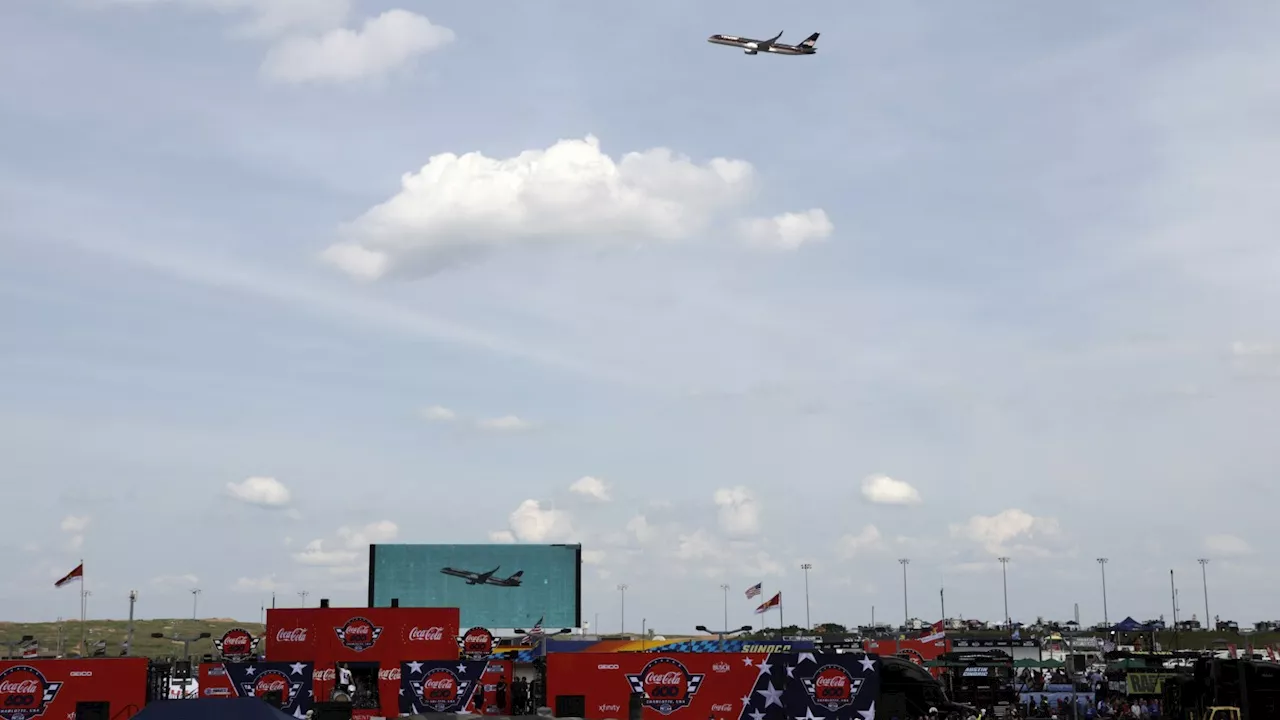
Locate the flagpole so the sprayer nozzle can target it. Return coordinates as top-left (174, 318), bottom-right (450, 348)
top-left (79, 559), bottom-right (86, 656)
top-left (779, 592), bottom-right (784, 631)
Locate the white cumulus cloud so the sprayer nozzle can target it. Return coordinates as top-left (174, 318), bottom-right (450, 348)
top-left (950, 509), bottom-right (1063, 557)
top-left (322, 135), bottom-right (828, 279)
top-left (740, 209), bottom-right (833, 250)
top-left (226, 476), bottom-right (292, 508)
top-left (476, 415), bottom-right (535, 431)
top-left (261, 9), bottom-right (454, 84)
top-left (1205, 533), bottom-right (1252, 556)
top-left (488, 530), bottom-right (515, 543)
top-left (837, 525), bottom-right (884, 558)
top-left (502, 499), bottom-right (574, 542)
top-left (860, 474), bottom-right (923, 505)
top-left (420, 405), bottom-right (456, 421)
top-left (712, 486), bottom-right (761, 536)
top-left (569, 476), bottom-right (610, 501)
top-left (60, 515), bottom-right (90, 533)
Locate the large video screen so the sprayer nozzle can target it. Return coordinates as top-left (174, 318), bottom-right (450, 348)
top-left (368, 543), bottom-right (581, 629)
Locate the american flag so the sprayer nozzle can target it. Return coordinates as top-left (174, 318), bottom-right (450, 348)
top-left (745, 582), bottom-right (762, 599)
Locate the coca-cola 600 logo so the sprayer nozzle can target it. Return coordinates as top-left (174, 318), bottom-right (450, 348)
top-left (335, 617), bottom-right (384, 652)
top-left (625, 658), bottom-right (704, 715)
top-left (239, 670), bottom-right (302, 706)
top-left (461, 627), bottom-right (494, 657)
top-left (0, 666), bottom-right (63, 720)
top-left (409, 668), bottom-right (470, 712)
top-left (801, 664), bottom-right (864, 712)
top-left (214, 628), bottom-right (258, 662)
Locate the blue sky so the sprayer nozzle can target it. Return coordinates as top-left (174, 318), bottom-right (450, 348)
top-left (3, 0), bottom-right (1278, 632)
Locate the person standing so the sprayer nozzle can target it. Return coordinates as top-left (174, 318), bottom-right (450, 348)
top-left (495, 679), bottom-right (508, 714)
top-left (472, 681), bottom-right (487, 714)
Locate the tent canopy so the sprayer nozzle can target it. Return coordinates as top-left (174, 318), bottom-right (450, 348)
top-left (1111, 616), bottom-right (1153, 632)
top-left (133, 698), bottom-right (301, 720)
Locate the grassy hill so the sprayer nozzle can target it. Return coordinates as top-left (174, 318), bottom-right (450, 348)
top-left (0, 618), bottom-right (264, 660)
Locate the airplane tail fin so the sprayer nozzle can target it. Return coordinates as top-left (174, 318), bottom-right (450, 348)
top-left (511, 571), bottom-right (524, 578)
top-left (799, 32), bottom-right (819, 48)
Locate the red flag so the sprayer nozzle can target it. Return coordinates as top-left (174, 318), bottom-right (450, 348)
top-left (754, 592), bottom-right (781, 614)
top-left (54, 563), bottom-right (83, 588)
top-left (1228, 643), bottom-right (1238, 659)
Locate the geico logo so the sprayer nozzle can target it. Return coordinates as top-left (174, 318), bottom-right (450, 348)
top-left (597, 664), bottom-right (620, 670)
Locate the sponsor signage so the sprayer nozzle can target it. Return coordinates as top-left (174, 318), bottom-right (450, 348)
top-left (0, 659), bottom-right (146, 720)
top-left (460, 627), bottom-right (495, 659)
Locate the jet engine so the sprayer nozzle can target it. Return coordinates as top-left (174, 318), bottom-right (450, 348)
top-left (743, 48), bottom-right (758, 55)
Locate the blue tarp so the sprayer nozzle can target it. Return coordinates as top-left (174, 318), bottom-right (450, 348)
top-left (134, 698), bottom-right (300, 720)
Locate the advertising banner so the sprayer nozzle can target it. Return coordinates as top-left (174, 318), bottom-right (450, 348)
top-left (369, 543), bottom-right (582, 628)
top-left (398, 659), bottom-right (513, 715)
top-left (265, 607), bottom-right (459, 662)
top-left (198, 661), bottom-right (314, 716)
top-left (547, 652), bottom-right (879, 720)
top-left (1125, 673), bottom-right (1174, 695)
top-left (0, 658), bottom-right (147, 720)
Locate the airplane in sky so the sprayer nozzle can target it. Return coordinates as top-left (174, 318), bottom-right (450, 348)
top-left (707, 31), bottom-right (819, 56)
top-left (439, 566), bottom-right (524, 587)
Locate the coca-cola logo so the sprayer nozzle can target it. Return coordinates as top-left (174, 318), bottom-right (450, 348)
top-left (378, 669), bottom-right (401, 681)
top-left (460, 627), bottom-right (494, 657)
top-left (241, 670), bottom-right (298, 707)
top-left (801, 664), bottom-right (864, 711)
top-left (335, 617), bottom-right (383, 652)
top-left (711, 662), bottom-right (731, 673)
top-left (408, 626), bottom-right (444, 642)
top-left (215, 628), bottom-right (257, 661)
top-left (625, 658), bottom-right (703, 715)
top-left (0, 665), bottom-right (62, 720)
top-left (313, 669), bottom-right (335, 682)
top-left (896, 648), bottom-right (926, 665)
top-left (710, 704), bottom-right (734, 712)
top-left (276, 628), bottom-right (308, 643)
top-left (409, 668), bottom-right (470, 712)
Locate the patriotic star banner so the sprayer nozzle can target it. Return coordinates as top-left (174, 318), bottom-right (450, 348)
top-left (548, 652), bottom-right (879, 720)
top-left (399, 659), bottom-right (513, 715)
top-left (198, 661), bottom-right (315, 717)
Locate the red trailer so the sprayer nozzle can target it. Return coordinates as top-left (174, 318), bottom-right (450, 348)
top-left (224, 605), bottom-right (512, 720)
top-left (0, 658), bottom-right (148, 720)
top-left (547, 652), bottom-right (880, 720)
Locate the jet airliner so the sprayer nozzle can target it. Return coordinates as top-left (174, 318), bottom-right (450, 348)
top-left (707, 31), bottom-right (819, 56)
top-left (439, 566), bottom-right (524, 587)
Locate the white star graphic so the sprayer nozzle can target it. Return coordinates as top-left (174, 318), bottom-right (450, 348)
top-left (797, 652), bottom-right (817, 665)
top-left (756, 686), bottom-right (784, 708)
top-left (741, 656), bottom-right (755, 666)
top-left (748, 711), bottom-right (766, 720)
top-left (457, 663), bottom-right (468, 673)
top-left (289, 662), bottom-right (306, 676)
top-left (755, 659), bottom-right (771, 675)
top-left (858, 655), bottom-right (876, 673)
top-left (399, 687), bottom-right (405, 696)
top-left (245, 666), bottom-right (256, 675)
top-left (794, 708), bottom-right (824, 720)
top-left (785, 665), bottom-right (795, 678)
top-left (741, 694), bottom-right (752, 706)
top-left (858, 701), bottom-right (876, 720)
top-left (408, 661), bottom-right (424, 674)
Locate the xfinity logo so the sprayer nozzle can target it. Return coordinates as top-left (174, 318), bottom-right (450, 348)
top-left (599, 705), bottom-right (621, 713)
top-left (597, 664), bottom-right (620, 670)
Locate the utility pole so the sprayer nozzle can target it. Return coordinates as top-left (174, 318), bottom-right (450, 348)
top-left (617, 584), bottom-right (628, 634)
top-left (719, 584), bottom-right (730, 639)
top-left (800, 564), bottom-right (813, 630)
top-left (1170, 569), bottom-right (1179, 650)
top-left (297, 590), bottom-right (309, 607)
top-left (940, 585), bottom-right (946, 625)
top-left (125, 591), bottom-right (137, 656)
top-left (898, 559), bottom-right (910, 628)
top-left (998, 557), bottom-right (1011, 629)
top-left (1096, 558), bottom-right (1109, 627)
top-left (191, 588), bottom-right (201, 620)
top-left (1198, 559), bottom-right (1211, 631)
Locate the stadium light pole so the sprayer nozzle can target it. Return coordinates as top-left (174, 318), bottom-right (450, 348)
top-left (191, 588), bottom-right (201, 620)
top-left (898, 559), bottom-right (910, 628)
top-left (997, 557), bottom-right (1011, 630)
top-left (1198, 558), bottom-right (1210, 629)
top-left (297, 590), bottom-right (309, 608)
top-left (800, 564), bottom-right (813, 630)
top-left (1096, 558), bottom-right (1109, 628)
top-left (617, 584), bottom-right (628, 634)
top-left (719, 584), bottom-right (730, 635)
